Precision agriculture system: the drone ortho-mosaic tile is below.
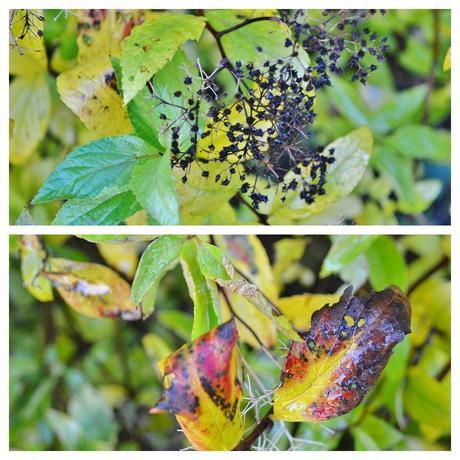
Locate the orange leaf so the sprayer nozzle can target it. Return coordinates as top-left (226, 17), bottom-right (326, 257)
top-left (151, 320), bottom-right (244, 450)
top-left (44, 257), bottom-right (141, 320)
top-left (274, 286), bottom-right (411, 422)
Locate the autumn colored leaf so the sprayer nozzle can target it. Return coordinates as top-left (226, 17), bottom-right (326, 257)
top-left (43, 257), bottom-right (141, 320)
top-left (274, 286), bottom-right (411, 422)
top-left (151, 320), bottom-right (244, 450)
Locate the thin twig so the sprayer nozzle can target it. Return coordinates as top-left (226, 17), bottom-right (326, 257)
top-left (234, 408), bottom-right (274, 450)
top-left (407, 255), bottom-right (449, 295)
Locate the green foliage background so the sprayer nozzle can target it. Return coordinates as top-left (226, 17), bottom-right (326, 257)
top-left (9, 235), bottom-right (451, 450)
top-left (9, 9), bottom-right (451, 225)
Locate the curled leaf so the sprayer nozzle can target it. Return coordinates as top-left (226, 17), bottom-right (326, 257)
top-left (19, 235), bottom-right (53, 302)
top-left (151, 320), bottom-right (243, 450)
top-left (274, 286), bottom-right (411, 422)
top-left (44, 258), bottom-right (141, 320)
top-left (216, 259), bottom-right (302, 342)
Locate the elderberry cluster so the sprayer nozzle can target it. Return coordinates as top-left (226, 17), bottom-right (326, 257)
top-left (150, 9), bottom-right (388, 210)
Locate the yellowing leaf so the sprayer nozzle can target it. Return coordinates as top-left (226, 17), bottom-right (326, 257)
top-left (278, 293), bottom-right (340, 331)
top-left (9, 75), bottom-right (51, 165)
top-left (214, 235), bottom-right (278, 348)
top-left (274, 286), bottom-right (411, 422)
top-left (9, 10), bottom-right (47, 77)
top-left (75, 10), bottom-right (142, 64)
top-left (174, 162), bottom-right (241, 220)
top-left (97, 242), bottom-right (139, 279)
top-left (57, 58), bottom-right (132, 136)
top-left (19, 235), bottom-right (53, 302)
top-left (151, 321), bottom-right (244, 451)
top-left (272, 237), bottom-right (309, 291)
top-left (443, 47), bottom-right (451, 71)
top-left (221, 292), bottom-right (277, 349)
top-left (44, 257), bottom-right (141, 320)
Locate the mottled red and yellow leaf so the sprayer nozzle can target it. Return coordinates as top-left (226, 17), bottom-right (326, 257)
top-left (151, 320), bottom-right (244, 450)
top-left (274, 286), bottom-right (411, 422)
top-left (44, 257), bottom-right (141, 320)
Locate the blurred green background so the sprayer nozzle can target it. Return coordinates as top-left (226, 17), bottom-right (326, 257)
top-left (9, 9), bottom-right (451, 225)
top-left (9, 234), bottom-right (451, 450)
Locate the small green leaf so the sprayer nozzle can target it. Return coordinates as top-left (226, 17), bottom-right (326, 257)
top-left (120, 13), bottom-right (205, 103)
top-left (197, 242), bottom-right (231, 281)
top-left (33, 135), bottom-right (157, 204)
top-left (321, 235), bottom-right (377, 278)
top-left (369, 85), bottom-right (427, 135)
top-left (181, 240), bottom-right (219, 339)
top-left (131, 152), bottom-right (180, 225)
top-left (131, 235), bottom-right (185, 304)
top-left (384, 125), bottom-right (450, 163)
top-left (52, 189), bottom-right (141, 225)
top-left (157, 310), bottom-right (193, 342)
top-left (366, 236), bottom-right (409, 292)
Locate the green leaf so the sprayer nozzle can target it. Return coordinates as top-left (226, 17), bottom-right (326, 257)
top-left (405, 368), bottom-right (451, 439)
top-left (157, 310), bottom-right (193, 342)
top-left (181, 240), bottom-right (219, 339)
top-left (131, 152), bottom-right (180, 225)
top-left (372, 146), bottom-right (438, 214)
top-left (205, 10), bottom-right (309, 69)
top-left (9, 75), bottom-right (51, 165)
top-left (120, 13), bottom-right (205, 103)
top-left (384, 125), bottom-right (450, 163)
top-left (33, 135), bottom-right (157, 204)
top-left (369, 85), bottom-right (427, 135)
top-left (46, 409), bottom-right (83, 450)
top-left (68, 384), bottom-right (117, 449)
top-left (366, 236), bottom-right (408, 292)
top-left (326, 77), bottom-right (370, 127)
top-left (131, 235), bottom-right (185, 304)
top-left (52, 189), bottom-right (141, 225)
top-left (321, 235), bottom-right (377, 278)
top-left (197, 242), bottom-right (231, 281)
top-left (118, 50), bottom-right (204, 152)
top-left (353, 415), bottom-right (404, 450)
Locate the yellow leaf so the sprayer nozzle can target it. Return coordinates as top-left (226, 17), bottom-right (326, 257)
top-left (44, 257), bottom-right (141, 320)
top-left (97, 241), bottom-right (139, 279)
top-left (19, 235), bottom-right (53, 302)
top-left (443, 47), bottom-right (451, 71)
top-left (9, 10), bottom-right (47, 77)
top-left (151, 321), bottom-right (244, 450)
top-left (278, 293), bottom-right (340, 331)
top-left (76, 10), bottom-right (144, 64)
top-left (57, 58), bottom-right (132, 136)
top-left (9, 75), bottom-right (51, 165)
top-left (221, 291), bottom-right (277, 348)
top-left (274, 286), bottom-right (411, 422)
top-left (272, 237), bottom-right (309, 291)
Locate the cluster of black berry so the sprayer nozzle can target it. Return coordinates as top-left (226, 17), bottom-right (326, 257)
top-left (151, 9), bottom-right (388, 210)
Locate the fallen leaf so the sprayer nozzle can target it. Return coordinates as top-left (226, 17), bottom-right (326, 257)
top-left (151, 320), bottom-right (244, 450)
top-left (274, 286), bottom-right (411, 422)
top-left (44, 257), bottom-right (141, 320)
